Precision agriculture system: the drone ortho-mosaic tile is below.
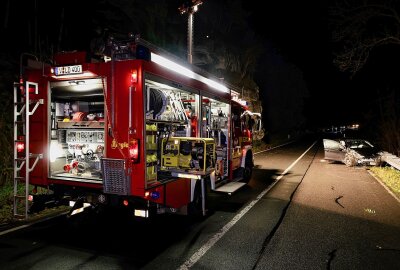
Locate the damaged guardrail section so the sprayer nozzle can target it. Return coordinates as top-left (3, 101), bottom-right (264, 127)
top-left (381, 151), bottom-right (400, 170)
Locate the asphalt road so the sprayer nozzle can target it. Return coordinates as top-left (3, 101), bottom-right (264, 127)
top-left (1, 138), bottom-right (399, 270)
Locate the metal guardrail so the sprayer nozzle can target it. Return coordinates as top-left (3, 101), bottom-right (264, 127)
top-left (381, 151), bottom-right (400, 170)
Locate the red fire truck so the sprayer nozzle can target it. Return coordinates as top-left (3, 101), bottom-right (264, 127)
top-left (13, 36), bottom-right (262, 219)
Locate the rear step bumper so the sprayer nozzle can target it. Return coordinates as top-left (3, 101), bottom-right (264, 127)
top-left (214, 182), bottom-right (246, 194)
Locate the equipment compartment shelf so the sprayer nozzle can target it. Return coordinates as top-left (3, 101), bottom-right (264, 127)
top-left (146, 119), bottom-right (185, 124)
top-left (57, 121), bottom-right (105, 129)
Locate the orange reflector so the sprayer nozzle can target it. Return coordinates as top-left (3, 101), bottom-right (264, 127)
top-left (145, 191), bottom-right (150, 197)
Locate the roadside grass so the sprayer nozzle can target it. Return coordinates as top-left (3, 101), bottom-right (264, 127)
top-left (0, 182), bottom-right (37, 225)
top-left (0, 183), bottom-right (63, 225)
top-left (0, 182), bottom-right (14, 225)
top-left (370, 166), bottom-right (400, 200)
top-left (253, 140), bottom-right (268, 152)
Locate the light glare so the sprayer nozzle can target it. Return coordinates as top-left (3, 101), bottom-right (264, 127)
top-left (151, 52), bottom-right (229, 93)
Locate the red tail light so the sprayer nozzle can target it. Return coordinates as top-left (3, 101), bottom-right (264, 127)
top-left (16, 142), bottom-right (25, 153)
top-left (130, 69), bottom-right (138, 83)
top-left (129, 139), bottom-right (139, 163)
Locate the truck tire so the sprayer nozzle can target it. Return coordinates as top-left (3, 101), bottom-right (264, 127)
top-left (240, 153), bottom-right (253, 183)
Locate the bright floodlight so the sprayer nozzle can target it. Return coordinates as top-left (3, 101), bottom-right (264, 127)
top-left (151, 52), bottom-right (229, 93)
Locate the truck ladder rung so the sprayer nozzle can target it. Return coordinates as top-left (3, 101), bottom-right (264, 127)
top-left (29, 153), bottom-right (43, 158)
top-left (29, 99), bottom-right (44, 104)
top-left (13, 80), bottom-right (42, 221)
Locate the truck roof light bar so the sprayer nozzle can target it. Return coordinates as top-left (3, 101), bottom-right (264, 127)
top-left (150, 52), bottom-right (229, 93)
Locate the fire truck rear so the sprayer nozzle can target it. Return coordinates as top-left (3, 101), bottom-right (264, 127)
top-left (13, 36), bottom-right (263, 220)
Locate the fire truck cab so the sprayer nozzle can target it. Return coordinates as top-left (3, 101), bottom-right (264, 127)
top-left (13, 36), bottom-right (260, 219)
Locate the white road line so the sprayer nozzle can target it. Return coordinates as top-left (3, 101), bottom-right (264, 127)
top-left (178, 141), bottom-right (317, 270)
top-left (0, 211), bottom-right (68, 237)
top-left (0, 224), bottom-right (30, 236)
top-left (254, 141), bottom-right (294, 155)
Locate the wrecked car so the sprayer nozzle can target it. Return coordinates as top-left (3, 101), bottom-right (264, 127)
top-left (323, 139), bottom-right (383, 167)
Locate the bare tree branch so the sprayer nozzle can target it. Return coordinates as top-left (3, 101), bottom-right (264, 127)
top-left (330, 0), bottom-right (400, 75)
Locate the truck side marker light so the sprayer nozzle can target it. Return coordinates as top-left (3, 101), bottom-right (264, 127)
top-left (144, 191), bottom-right (160, 200)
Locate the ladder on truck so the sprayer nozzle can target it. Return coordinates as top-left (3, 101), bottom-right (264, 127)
top-left (13, 80), bottom-right (43, 220)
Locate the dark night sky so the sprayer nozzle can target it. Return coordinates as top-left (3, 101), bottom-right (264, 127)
top-left (246, 0), bottom-right (400, 130)
top-left (3, 0), bottom-right (395, 131)
top-left (246, 1), bottom-right (345, 127)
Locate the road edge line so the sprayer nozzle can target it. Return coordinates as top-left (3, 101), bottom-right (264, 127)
top-left (0, 211), bottom-right (68, 237)
top-left (254, 140), bottom-right (295, 155)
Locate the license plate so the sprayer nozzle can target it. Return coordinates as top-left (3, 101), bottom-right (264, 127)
top-left (54, 65), bottom-right (82, 76)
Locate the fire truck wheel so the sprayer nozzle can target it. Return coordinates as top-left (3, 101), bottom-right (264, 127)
top-left (238, 154), bottom-right (253, 183)
top-left (188, 180), bottom-right (208, 219)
